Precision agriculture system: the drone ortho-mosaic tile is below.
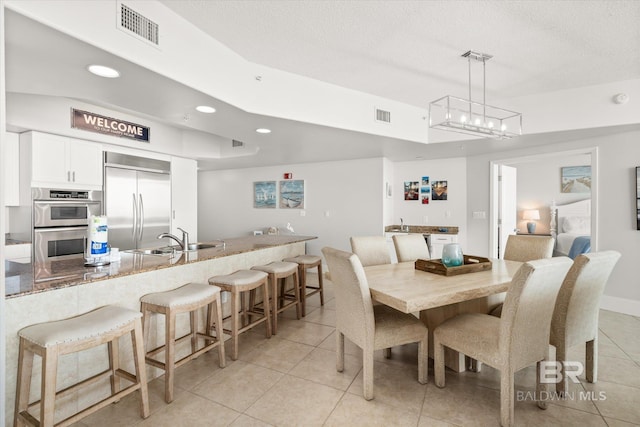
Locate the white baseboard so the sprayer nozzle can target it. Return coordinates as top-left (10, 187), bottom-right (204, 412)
top-left (600, 295), bottom-right (640, 317)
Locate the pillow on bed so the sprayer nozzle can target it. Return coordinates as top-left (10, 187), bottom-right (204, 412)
top-left (562, 216), bottom-right (590, 234)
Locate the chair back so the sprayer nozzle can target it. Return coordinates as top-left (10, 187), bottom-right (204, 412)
top-left (499, 257), bottom-right (573, 369)
top-left (503, 234), bottom-right (554, 262)
top-left (551, 251), bottom-right (621, 347)
top-left (322, 247), bottom-right (375, 348)
top-left (350, 236), bottom-right (392, 267)
top-left (392, 234), bottom-right (430, 262)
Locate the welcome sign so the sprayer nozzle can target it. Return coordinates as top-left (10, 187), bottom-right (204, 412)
top-left (71, 109), bottom-right (150, 142)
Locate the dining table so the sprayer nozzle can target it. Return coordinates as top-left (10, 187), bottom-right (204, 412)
top-left (364, 259), bottom-right (523, 371)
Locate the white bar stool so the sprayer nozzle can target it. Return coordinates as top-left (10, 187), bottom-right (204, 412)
top-left (140, 282), bottom-right (225, 403)
top-left (208, 270), bottom-right (272, 360)
top-left (251, 261), bottom-right (301, 334)
top-left (14, 305), bottom-right (149, 427)
top-left (283, 255), bottom-right (325, 316)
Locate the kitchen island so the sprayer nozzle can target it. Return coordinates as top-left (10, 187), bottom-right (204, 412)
top-left (4, 234), bottom-right (316, 425)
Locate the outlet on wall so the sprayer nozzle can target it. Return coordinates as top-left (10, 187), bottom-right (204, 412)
top-left (423, 215), bottom-right (429, 224)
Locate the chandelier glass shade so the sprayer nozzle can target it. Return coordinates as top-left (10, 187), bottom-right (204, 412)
top-left (429, 51), bottom-right (522, 140)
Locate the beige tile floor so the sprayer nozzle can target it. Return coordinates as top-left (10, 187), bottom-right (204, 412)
top-left (71, 274), bottom-right (640, 426)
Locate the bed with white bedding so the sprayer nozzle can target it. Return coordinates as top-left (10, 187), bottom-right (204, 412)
top-left (551, 199), bottom-right (591, 258)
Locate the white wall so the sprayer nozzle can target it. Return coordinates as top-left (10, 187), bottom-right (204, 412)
top-left (466, 127), bottom-right (640, 314)
top-left (514, 153), bottom-right (590, 234)
top-left (198, 158), bottom-right (386, 257)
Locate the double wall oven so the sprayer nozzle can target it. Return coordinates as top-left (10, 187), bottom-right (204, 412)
top-left (32, 188), bottom-right (102, 263)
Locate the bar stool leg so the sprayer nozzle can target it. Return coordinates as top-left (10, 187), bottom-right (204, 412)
top-left (230, 290), bottom-right (241, 360)
top-left (41, 347), bottom-right (59, 427)
top-left (212, 297), bottom-right (226, 367)
top-left (14, 339), bottom-right (33, 427)
top-left (164, 310), bottom-right (176, 403)
top-left (131, 319), bottom-right (150, 418)
top-left (293, 270), bottom-right (302, 319)
top-left (318, 263), bottom-right (325, 306)
top-left (108, 338), bottom-right (121, 396)
top-left (269, 273), bottom-right (279, 335)
top-left (190, 310), bottom-right (198, 354)
top-left (299, 266), bottom-right (307, 317)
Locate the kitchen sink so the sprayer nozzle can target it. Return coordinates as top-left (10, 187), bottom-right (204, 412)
top-left (185, 242), bottom-right (225, 251)
top-left (125, 246), bottom-right (177, 256)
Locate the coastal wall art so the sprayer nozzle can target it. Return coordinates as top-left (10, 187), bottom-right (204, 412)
top-left (432, 180), bottom-right (448, 200)
top-left (280, 179), bottom-right (305, 209)
top-left (404, 181), bottom-right (419, 200)
top-left (421, 176), bottom-right (430, 204)
top-left (561, 166), bottom-right (591, 193)
top-left (253, 181), bottom-right (277, 208)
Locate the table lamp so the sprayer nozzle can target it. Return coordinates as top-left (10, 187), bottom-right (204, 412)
top-left (523, 209), bottom-right (540, 234)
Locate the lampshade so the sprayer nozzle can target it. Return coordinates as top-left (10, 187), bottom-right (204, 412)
top-left (523, 210), bottom-right (541, 221)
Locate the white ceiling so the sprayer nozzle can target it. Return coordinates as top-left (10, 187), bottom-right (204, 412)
top-left (4, 1), bottom-right (640, 170)
top-left (159, 0), bottom-right (640, 107)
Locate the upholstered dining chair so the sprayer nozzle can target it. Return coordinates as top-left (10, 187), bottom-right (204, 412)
top-left (349, 236), bottom-right (392, 267)
top-left (550, 250), bottom-right (621, 394)
top-left (503, 234), bottom-right (554, 262)
top-left (434, 257), bottom-right (573, 427)
top-left (392, 234), bottom-right (430, 262)
top-left (322, 247), bottom-right (428, 400)
top-left (489, 234), bottom-right (555, 317)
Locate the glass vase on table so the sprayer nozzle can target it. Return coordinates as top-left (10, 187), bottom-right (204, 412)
top-left (442, 243), bottom-right (463, 267)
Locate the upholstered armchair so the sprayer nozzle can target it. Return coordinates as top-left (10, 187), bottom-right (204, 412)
top-left (434, 257), bottom-right (573, 427)
top-left (550, 250), bottom-right (621, 394)
top-left (349, 236), bottom-right (392, 267)
top-left (322, 247), bottom-right (428, 400)
top-left (392, 233), bottom-right (430, 262)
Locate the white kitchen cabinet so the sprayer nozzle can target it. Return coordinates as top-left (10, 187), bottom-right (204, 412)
top-left (428, 234), bottom-right (458, 259)
top-left (22, 131), bottom-right (102, 190)
top-left (4, 132), bottom-right (20, 206)
top-left (170, 156), bottom-right (198, 241)
top-left (4, 243), bottom-right (32, 263)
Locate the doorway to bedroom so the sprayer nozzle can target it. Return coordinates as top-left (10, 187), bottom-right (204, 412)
top-left (489, 148), bottom-right (598, 259)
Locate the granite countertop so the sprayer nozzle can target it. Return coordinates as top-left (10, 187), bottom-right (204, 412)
top-left (4, 233), bottom-right (31, 245)
top-left (6, 235), bottom-right (316, 299)
top-left (385, 225), bottom-right (459, 235)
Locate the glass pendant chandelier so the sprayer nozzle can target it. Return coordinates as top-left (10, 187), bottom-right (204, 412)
top-left (429, 51), bottom-right (522, 139)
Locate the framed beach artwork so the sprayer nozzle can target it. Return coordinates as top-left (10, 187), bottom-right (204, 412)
top-left (253, 181), bottom-right (277, 208)
top-left (404, 181), bottom-right (419, 201)
top-left (431, 180), bottom-right (448, 200)
top-left (420, 180), bottom-right (430, 205)
top-left (280, 179), bottom-right (305, 209)
top-left (561, 166), bottom-right (591, 193)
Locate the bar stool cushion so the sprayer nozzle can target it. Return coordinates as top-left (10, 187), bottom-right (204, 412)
top-left (211, 270), bottom-right (267, 286)
top-left (19, 305), bottom-right (142, 348)
top-left (252, 261), bottom-right (298, 274)
top-left (140, 283), bottom-right (220, 308)
top-left (284, 255), bottom-right (321, 265)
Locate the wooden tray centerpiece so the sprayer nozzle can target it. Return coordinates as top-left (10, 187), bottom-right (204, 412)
top-left (415, 255), bottom-right (492, 276)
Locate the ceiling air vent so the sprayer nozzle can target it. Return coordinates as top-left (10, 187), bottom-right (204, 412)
top-left (232, 139), bottom-right (245, 148)
top-left (119, 2), bottom-right (159, 46)
top-left (375, 108), bottom-right (391, 124)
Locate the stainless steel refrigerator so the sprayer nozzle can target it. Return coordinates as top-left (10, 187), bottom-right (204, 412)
top-left (104, 152), bottom-right (171, 251)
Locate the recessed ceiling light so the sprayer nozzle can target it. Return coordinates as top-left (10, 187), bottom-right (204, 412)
top-left (196, 105), bottom-right (216, 113)
top-left (87, 64), bottom-right (120, 78)
top-left (256, 128), bottom-right (271, 134)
